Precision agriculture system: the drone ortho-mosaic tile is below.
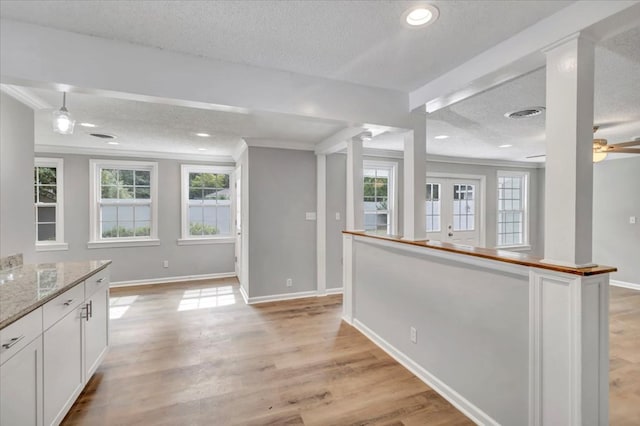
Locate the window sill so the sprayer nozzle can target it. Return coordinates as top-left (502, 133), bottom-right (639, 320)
top-left (177, 237), bottom-right (235, 246)
top-left (87, 239), bottom-right (160, 249)
top-left (36, 242), bottom-right (69, 252)
top-left (496, 244), bottom-right (532, 252)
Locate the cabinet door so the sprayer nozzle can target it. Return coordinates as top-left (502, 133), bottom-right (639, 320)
top-left (0, 336), bottom-right (43, 426)
top-left (84, 285), bottom-right (109, 380)
top-left (43, 307), bottom-right (85, 426)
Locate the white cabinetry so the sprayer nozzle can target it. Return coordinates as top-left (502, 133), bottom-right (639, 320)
top-left (83, 270), bottom-right (110, 380)
top-left (0, 308), bottom-right (44, 426)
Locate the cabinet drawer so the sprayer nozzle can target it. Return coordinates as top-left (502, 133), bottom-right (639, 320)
top-left (85, 267), bottom-right (110, 298)
top-left (43, 284), bottom-right (85, 331)
top-left (0, 307), bottom-right (42, 366)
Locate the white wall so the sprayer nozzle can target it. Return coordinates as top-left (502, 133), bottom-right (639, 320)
top-left (0, 92), bottom-right (35, 261)
top-left (593, 157), bottom-right (640, 284)
top-left (248, 147), bottom-right (317, 297)
top-left (34, 153), bottom-right (235, 283)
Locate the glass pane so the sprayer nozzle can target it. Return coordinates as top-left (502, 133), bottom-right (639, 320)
top-left (426, 184), bottom-right (432, 200)
top-left (38, 167), bottom-right (56, 185)
top-left (38, 186), bottom-right (57, 203)
top-left (135, 187), bottom-right (150, 199)
top-left (101, 221), bottom-right (118, 238)
top-left (37, 206), bottom-right (56, 223)
top-left (203, 188), bottom-right (217, 200)
top-left (376, 197), bottom-right (388, 211)
top-left (102, 206), bottom-right (117, 222)
top-left (120, 170), bottom-right (134, 185)
top-left (101, 169), bottom-right (118, 185)
top-left (203, 206), bottom-right (216, 226)
top-left (118, 187), bottom-right (134, 199)
top-left (189, 173), bottom-right (204, 188)
top-left (364, 200), bottom-right (376, 212)
top-left (134, 222), bottom-right (151, 237)
top-left (101, 186), bottom-right (118, 200)
top-left (216, 205), bottom-right (231, 234)
top-left (364, 214), bottom-right (377, 231)
top-left (434, 184), bottom-right (439, 200)
top-left (189, 188), bottom-right (204, 200)
top-left (118, 206), bottom-right (134, 221)
top-left (134, 206), bottom-right (151, 221)
top-left (135, 170), bottom-right (150, 186)
top-left (118, 221), bottom-right (135, 237)
top-left (37, 224), bottom-right (56, 241)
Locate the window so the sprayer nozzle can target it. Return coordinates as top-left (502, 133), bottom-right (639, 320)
top-left (363, 161), bottom-right (397, 235)
top-left (179, 165), bottom-right (234, 244)
top-left (497, 171), bottom-right (529, 248)
top-left (453, 184), bottom-right (475, 231)
top-left (425, 183), bottom-right (441, 232)
top-left (89, 160), bottom-right (159, 248)
top-left (34, 158), bottom-right (67, 251)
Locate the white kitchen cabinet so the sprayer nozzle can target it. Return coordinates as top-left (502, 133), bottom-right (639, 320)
top-left (0, 336), bottom-right (44, 426)
top-left (43, 305), bottom-right (85, 426)
top-left (84, 282), bottom-right (109, 380)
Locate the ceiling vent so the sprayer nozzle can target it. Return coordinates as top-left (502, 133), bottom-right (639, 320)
top-left (504, 107), bottom-right (545, 119)
top-left (89, 133), bottom-right (116, 139)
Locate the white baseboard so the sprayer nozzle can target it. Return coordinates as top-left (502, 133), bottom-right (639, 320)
top-left (246, 290), bottom-right (319, 304)
top-left (325, 287), bottom-right (344, 295)
top-left (352, 319), bottom-right (498, 426)
top-left (610, 279), bottom-right (640, 291)
top-left (110, 272), bottom-right (236, 288)
top-left (239, 285), bottom-right (249, 304)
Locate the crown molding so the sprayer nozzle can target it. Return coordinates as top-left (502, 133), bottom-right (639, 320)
top-left (232, 140), bottom-right (248, 162)
top-left (35, 144), bottom-right (235, 163)
top-left (244, 138), bottom-right (316, 151)
top-left (0, 84), bottom-right (51, 110)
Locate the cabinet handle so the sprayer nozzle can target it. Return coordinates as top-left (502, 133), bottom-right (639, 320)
top-left (2, 335), bottom-right (25, 349)
top-left (63, 299), bottom-right (74, 306)
top-left (96, 277), bottom-right (105, 283)
top-left (83, 304), bottom-right (90, 321)
top-left (89, 300), bottom-right (93, 318)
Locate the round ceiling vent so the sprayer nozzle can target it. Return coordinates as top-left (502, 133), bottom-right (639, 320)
top-left (89, 133), bottom-right (117, 139)
top-left (504, 107), bottom-right (545, 119)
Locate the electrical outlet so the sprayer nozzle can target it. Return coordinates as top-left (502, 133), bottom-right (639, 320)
top-left (163, 260), bottom-right (169, 268)
top-left (410, 326), bottom-right (417, 344)
top-left (286, 278), bottom-right (293, 287)
top-left (630, 216), bottom-right (637, 224)
top-left (306, 212), bottom-right (317, 220)
top-left (335, 212), bottom-right (341, 221)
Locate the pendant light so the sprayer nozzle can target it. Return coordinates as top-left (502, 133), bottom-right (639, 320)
top-left (52, 92), bottom-right (75, 135)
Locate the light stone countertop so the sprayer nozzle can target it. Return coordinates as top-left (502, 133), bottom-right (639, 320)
top-left (0, 260), bottom-right (112, 329)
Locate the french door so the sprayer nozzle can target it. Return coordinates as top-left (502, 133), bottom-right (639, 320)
top-left (426, 177), bottom-right (481, 246)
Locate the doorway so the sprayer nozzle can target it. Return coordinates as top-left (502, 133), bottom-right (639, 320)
top-left (234, 166), bottom-right (242, 284)
top-left (426, 175), bottom-right (485, 247)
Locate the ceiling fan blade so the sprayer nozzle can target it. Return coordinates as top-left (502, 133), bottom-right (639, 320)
top-left (606, 148), bottom-right (640, 154)
top-left (526, 154), bottom-right (546, 159)
top-left (609, 140), bottom-right (640, 148)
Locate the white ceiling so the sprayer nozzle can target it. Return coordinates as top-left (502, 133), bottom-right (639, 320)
top-left (0, 0), bottom-right (572, 92)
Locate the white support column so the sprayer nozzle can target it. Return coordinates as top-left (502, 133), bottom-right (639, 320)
top-left (529, 269), bottom-right (609, 426)
top-left (316, 154), bottom-right (327, 296)
top-left (346, 137), bottom-right (364, 231)
top-left (342, 233), bottom-right (355, 324)
top-left (403, 109), bottom-right (427, 241)
top-left (542, 34), bottom-right (596, 268)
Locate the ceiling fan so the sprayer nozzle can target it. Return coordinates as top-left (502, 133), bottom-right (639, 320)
top-left (526, 126), bottom-right (640, 162)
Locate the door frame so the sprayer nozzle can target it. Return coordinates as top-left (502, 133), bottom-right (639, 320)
top-left (427, 172), bottom-right (486, 247)
top-left (234, 165), bottom-right (242, 285)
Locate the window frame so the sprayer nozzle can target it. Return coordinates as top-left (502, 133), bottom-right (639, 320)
top-left (496, 170), bottom-right (530, 250)
top-left (88, 159), bottom-right (159, 249)
top-left (34, 157), bottom-right (68, 251)
top-left (178, 164), bottom-right (235, 245)
top-left (363, 160), bottom-right (398, 235)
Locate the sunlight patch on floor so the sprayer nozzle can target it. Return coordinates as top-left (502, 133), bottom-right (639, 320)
top-left (178, 286), bottom-right (236, 311)
top-left (109, 295), bottom-right (139, 319)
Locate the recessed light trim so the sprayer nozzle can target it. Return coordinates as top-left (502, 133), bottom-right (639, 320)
top-left (499, 144), bottom-right (513, 148)
top-left (504, 107), bottom-right (545, 119)
top-left (107, 141), bottom-right (120, 145)
top-left (89, 133), bottom-right (116, 139)
top-left (404, 5), bottom-right (439, 27)
top-left (434, 135), bottom-right (449, 140)
top-left (197, 148), bottom-right (208, 151)
top-left (79, 122), bottom-right (97, 128)
top-left (195, 132), bottom-right (211, 137)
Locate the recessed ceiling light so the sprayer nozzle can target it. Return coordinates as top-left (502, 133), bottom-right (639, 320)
top-left (504, 107), bottom-right (545, 119)
top-left (434, 135), bottom-right (449, 140)
top-left (499, 144), bottom-right (513, 148)
top-left (107, 141), bottom-right (119, 145)
top-left (79, 122), bottom-right (97, 128)
top-left (90, 133), bottom-right (116, 140)
top-left (195, 132), bottom-right (210, 137)
top-left (404, 5), bottom-right (439, 27)
top-left (197, 148), bottom-right (208, 151)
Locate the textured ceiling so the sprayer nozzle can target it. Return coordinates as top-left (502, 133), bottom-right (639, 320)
top-left (30, 89), bottom-right (345, 157)
top-left (367, 26), bottom-right (640, 162)
top-left (0, 0), bottom-right (572, 91)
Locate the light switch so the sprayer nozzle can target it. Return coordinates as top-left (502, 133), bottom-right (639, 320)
top-left (306, 212), bottom-right (317, 221)
top-left (335, 212), bottom-right (341, 221)
top-left (631, 216), bottom-right (637, 224)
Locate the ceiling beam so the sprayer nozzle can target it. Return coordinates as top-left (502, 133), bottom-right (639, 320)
top-left (410, 1), bottom-right (640, 112)
top-left (314, 127), bottom-right (366, 155)
top-left (0, 19), bottom-right (411, 129)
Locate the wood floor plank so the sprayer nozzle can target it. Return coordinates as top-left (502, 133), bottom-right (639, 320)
top-left (61, 280), bottom-right (639, 425)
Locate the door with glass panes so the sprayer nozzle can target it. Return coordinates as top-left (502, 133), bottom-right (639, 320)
top-left (426, 178), bottom-right (480, 246)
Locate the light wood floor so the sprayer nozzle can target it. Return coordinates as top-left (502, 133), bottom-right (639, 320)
top-left (62, 280), bottom-right (639, 425)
